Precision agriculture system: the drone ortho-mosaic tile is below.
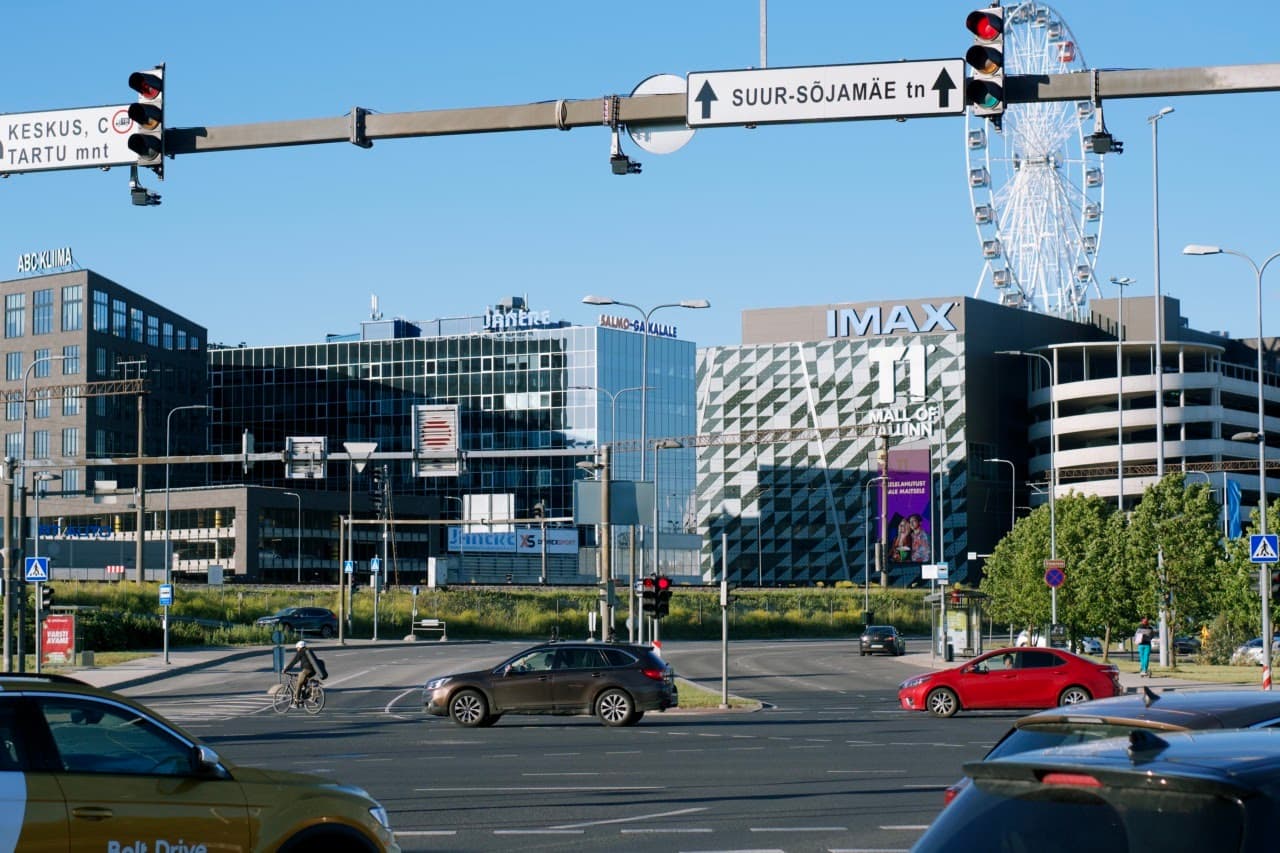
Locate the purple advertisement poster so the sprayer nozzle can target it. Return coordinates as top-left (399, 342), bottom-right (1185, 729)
top-left (880, 441), bottom-right (932, 565)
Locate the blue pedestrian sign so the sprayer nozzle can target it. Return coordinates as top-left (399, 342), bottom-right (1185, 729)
top-left (1251, 534), bottom-right (1279, 564)
top-left (159, 583), bottom-right (174, 607)
top-left (370, 556), bottom-right (381, 574)
top-left (24, 556), bottom-right (49, 582)
top-left (343, 560), bottom-right (355, 575)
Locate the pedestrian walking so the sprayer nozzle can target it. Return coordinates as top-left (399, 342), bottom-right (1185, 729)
top-left (1135, 617), bottom-right (1154, 677)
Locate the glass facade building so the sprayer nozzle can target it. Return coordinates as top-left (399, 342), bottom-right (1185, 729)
top-left (208, 297), bottom-right (698, 535)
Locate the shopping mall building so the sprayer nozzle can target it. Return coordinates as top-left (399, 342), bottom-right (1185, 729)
top-left (1, 256), bottom-right (1274, 587)
top-left (697, 293), bottom-right (1276, 586)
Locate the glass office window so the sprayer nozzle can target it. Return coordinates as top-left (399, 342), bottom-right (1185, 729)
top-left (33, 289), bottom-right (52, 335)
top-left (4, 294), bottom-right (24, 339)
top-left (92, 291), bottom-right (108, 332)
top-left (62, 285), bottom-right (83, 332)
top-left (6, 352), bottom-right (21, 381)
top-left (111, 298), bottom-right (126, 338)
top-left (62, 345), bottom-right (79, 375)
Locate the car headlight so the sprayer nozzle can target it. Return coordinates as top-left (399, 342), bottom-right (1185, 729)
top-left (369, 804), bottom-right (391, 830)
top-left (425, 676), bottom-right (452, 690)
top-left (899, 674), bottom-right (931, 690)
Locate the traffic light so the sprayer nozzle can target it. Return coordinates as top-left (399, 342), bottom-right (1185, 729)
top-left (640, 576), bottom-right (657, 615)
top-left (39, 584), bottom-right (54, 611)
top-left (1271, 571), bottom-right (1280, 600)
top-left (127, 64), bottom-right (165, 176)
top-left (965, 6), bottom-right (1005, 122)
top-left (655, 575), bottom-right (673, 619)
top-left (532, 501), bottom-right (545, 520)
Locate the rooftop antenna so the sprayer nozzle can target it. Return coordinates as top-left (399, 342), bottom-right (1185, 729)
top-left (370, 293), bottom-right (383, 321)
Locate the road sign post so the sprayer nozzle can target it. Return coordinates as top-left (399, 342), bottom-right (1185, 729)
top-left (687, 59), bottom-right (964, 128)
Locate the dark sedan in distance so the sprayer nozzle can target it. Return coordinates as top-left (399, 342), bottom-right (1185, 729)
top-left (859, 625), bottom-right (905, 656)
top-left (424, 642), bottom-right (677, 727)
top-left (255, 606), bottom-right (338, 638)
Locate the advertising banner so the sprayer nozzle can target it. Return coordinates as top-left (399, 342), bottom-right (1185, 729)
top-left (42, 614), bottom-right (75, 664)
top-left (881, 440), bottom-right (932, 565)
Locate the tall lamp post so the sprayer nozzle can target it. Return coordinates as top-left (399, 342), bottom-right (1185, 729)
top-left (342, 441), bottom-right (378, 644)
top-left (652, 439), bottom-right (683, 644)
top-left (283, 491), bottom-right (302, 583)
top-left (1184, 243), bottom-right (1280, 688)
top-left (989, 458), bottom-right (1016, 529)
top-left (862, 476), bottom-right (886, 617)
top-left (1109, 276), bottom-right (1135, 510)
top-left (998, 350), bottom-right (1058, 625)
top-left (164, 403), bottom-right (211, 665)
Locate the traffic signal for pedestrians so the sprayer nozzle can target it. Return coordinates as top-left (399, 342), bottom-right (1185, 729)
top-left (127, 64), bottom-right (166, 176)
top-left (640, 576), bottom-right (657, 615)
top-left (1271, 571), bottom-right (1280, 600)
top-left (965, 6), bottom-right (1005, 122)
top-left (39, 584), bottom-right (54, 611)
top-left (655, 575), bottom-right (673, 619)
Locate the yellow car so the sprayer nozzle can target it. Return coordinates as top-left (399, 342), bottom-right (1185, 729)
top-left (0, 673), bottom-right (399, 852)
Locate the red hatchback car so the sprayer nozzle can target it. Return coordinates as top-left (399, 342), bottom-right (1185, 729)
top-left (897, 647), bottom-right (1121, 717)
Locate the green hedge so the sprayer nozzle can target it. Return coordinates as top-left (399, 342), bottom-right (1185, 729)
top-left (37, 581), bottom-right (934, 650)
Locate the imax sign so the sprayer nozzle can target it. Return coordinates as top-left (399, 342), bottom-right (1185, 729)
top-left (827, 302), bottom-right (956, 338)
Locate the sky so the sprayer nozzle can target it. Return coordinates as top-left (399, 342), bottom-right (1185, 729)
top-left (2, 1), bottom-right (1279, 351)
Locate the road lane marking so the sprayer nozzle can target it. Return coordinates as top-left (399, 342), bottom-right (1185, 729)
top-left (494, 829), bottom-right (584, 835)
top-left (554, 806), bottom-right (707, 829)
top-left (395, 831), bottom-right (457, 837)
top-left (881, 824), bottom-right (930, 830)
top-left (827, 769), bottom-right (906, 775)
top-left (522, 772), bottom-right (599, 777)
top-left (752, 826), bottom-right (847, 832)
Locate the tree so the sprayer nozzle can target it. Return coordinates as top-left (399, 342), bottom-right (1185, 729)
top-left (1126, 474), bottom-right (1225, 652)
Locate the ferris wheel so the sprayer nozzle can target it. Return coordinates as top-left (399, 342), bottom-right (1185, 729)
top-left (966, 2), bottom-right (1104, 321)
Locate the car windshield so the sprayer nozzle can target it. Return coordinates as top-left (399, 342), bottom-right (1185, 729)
top-left (987, 723), bottom-right (1161, 761)
top-left (917, 778), bottom-right (1244, 853)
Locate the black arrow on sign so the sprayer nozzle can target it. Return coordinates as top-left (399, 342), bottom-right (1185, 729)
top-left (932, 68), bottom-right (957, 109)
top-left (695, 81), bottom-right (718, 120)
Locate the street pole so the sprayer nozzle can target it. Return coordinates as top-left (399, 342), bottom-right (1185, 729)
top-left (863, 476), bottom-right (886, 618)
top-left (600, 445), bottom-right (612, 641)
top-left (1150, 106), bottom-right (1174, 667)
top-left (1, 457), bottom-right (12, 671)
top-left (165, 404), bottom-right (211, 665)
top-left (283, 491), bottom-right (302, 583)
top-left (1184, 244), bottom-right (1280, 688)
top-left (990, 458), bottom-right (1016, 530)
top-left (32, 471), bottom-right (57, 674)
top-left (1109, 277), bottom-right (1134, 511)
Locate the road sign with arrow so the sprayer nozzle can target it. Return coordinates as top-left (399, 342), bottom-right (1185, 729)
top-left (687, 59), bottom-right (964, 128)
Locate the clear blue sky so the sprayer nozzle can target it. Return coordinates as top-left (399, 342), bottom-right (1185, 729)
top-left (2, 1), bottom-right (1278, 350)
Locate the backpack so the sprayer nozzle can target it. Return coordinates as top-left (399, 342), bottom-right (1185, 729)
top-left (315, 655), bottom-right (328, 681)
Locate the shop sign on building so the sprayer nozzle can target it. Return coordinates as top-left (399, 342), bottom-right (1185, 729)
top-left (447, 526), bottom-right (578, 555)
top-left (597, 314), bottom-right (680, 339)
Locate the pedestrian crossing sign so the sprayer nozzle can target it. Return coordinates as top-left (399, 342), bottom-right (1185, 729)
top-left (1250, 533), bottom-right (1279, 563)
top-left (24, 556), bottom-right (48, 582)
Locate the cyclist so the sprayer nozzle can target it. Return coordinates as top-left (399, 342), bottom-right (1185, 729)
top-left (283, 639), bottom-right (326, 707)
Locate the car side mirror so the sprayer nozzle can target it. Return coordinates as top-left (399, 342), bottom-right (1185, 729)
top-left (192, 745), bottom-right (229, 779)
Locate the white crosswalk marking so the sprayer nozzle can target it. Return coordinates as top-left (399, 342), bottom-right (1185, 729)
top-left (146, 695), bottom-right (275, 721)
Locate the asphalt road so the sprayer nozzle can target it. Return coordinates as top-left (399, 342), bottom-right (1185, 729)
top-left (118, 640), bottom-right (1016, 853)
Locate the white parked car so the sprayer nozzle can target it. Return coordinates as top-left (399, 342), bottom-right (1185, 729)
top-left (1233, 636), bottom-right (1280, 666)
top-left (1076, 636), bottom-right (1103, 655)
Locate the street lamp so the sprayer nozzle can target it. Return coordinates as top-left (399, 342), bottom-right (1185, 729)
top-left (164, 403), bottom-right (211, 665)
top-left (1150, 107), bottom-right (1173, 486)
top-left (32, 470), bottom-right (59, 674)
top-left (1183, 242), bottom-right (1280, 688)
top-left (652, 439), bottom-right (683, 642)
top-left (1110, 276), bottom-right (1134, 510)
top-left (997, 350), bottom-right (1058, 624)
top-left (570, 384), bottom-right (647, 449)
top-left (862, 476), bottom-right (886, 617)
top-left (580, 296), bottom-right (709, 482)
top-left (283, 491), bottom-right (302, 584)
top-left (989, 458), bottom-right (1016, 529)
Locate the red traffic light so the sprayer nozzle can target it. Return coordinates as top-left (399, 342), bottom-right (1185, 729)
top-left (656, 575), bottom-right (672, 592)
top-left (966, 10), bottom-right (1002, 42)
top-left (642, 577), bottom-right (655, 591)
top-left (128, 71), bottom-right (163, 101)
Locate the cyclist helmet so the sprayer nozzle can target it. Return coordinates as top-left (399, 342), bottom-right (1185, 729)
top-left (295, 640), bottom-right (307, 650)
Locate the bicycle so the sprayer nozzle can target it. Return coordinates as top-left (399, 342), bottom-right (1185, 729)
top-left (271, 673), bottom-right (326, 715)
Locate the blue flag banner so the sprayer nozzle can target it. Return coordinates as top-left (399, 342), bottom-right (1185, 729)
top-left (1228, 477), bottom-right (1243, 539)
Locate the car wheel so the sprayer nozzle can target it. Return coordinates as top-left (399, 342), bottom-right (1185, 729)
top-left (278, 825), bottom-right (378, 853)
top-left (1059, 686), bottom-right (1092, 706)
top-left (320, 625), bottom-right (335, 639)
top-left (926, 687), bottom-right (960, 718)
top-left (477, 714), bottom-right (502, 727)
top-left (596, 688), bottom-right (636, 727)
top-left (449, 690), bottom-right (489, 727)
